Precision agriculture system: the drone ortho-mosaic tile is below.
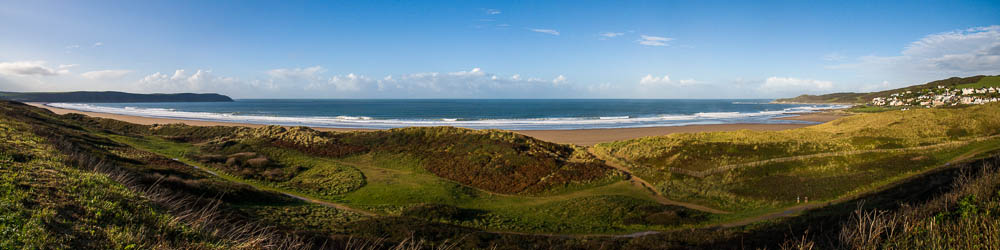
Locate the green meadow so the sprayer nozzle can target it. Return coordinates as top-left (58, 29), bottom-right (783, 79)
top-left (955, 75), bottom-right (1000, 89)
top-left (2, 92), bottom-right (999, 248)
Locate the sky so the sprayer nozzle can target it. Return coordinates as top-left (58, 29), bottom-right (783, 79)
top-left (1, 0), bottom-right (998, 99)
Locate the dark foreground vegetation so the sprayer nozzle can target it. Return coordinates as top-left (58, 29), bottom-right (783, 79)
top-left (2, 96), bottom-right (999, 249)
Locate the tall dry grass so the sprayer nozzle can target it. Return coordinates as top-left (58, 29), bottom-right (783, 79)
top-left (778, 157), bottom-right (1000, 249)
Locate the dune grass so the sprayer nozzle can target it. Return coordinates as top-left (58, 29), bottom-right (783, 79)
top-left (592, 103), bottom-right (1000, 217)
top-left (0, 117), bottom-right (237, 249)
top-left (596, 103), bottom-right (1000, 177)
top-left (105, 130), bottom-right (711, 234)
top-left (659, 137), bottom-right (1000, 212)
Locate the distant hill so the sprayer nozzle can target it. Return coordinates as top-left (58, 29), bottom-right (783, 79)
top-left (0, 91), bottom-right (233, 102)
top-left (773, 75), bottom-right (994, 104)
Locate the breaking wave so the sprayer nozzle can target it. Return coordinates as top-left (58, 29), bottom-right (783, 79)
top-left (47, 103), bottom-right (846, 130)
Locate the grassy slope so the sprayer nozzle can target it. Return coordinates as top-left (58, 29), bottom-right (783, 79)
top-left (0, 105), bottom-right (236, 249)
top-left (774, 75), bottom-right (992, 104)
top-left (955, 75), bottom-right (1000, 89)
top-left (70, 110), bottom-right (710, 234)
top-left (595, 103), bottom-right (1000, 213)
top-left (242, 125), bottom-right (623, 195)
top-left (112, 131), bottom-right (706, 234)
top-left (2, 99), bottom-right (998, 248)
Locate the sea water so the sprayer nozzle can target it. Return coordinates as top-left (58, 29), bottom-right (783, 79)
top-left (48, 99), bottom-right (846, 130)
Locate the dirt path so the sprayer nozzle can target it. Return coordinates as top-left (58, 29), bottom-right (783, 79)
top-left (587, 148), bottom-right (730, 214)
top-left (169, 157), bottom-right (378, 216)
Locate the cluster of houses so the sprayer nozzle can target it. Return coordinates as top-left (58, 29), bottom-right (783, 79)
top-left (870, 86), bottom-right (1000, 107)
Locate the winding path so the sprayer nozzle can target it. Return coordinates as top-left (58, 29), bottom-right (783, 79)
top-left (587, 148), bottom-right (730, 214)
top-left (169, 158), bottom-right (377, 216)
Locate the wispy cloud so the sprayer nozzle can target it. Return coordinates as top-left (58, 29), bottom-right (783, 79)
top-left (829, 25), bottom-right (1000, 83)
top-left (81, 69), bottom-right (131, 80)
top-left (0, 61), bottom-right (68, 76)
top-left (266, 66), bottom-right (325, 79)
top-left (529, 28), bottom-right (560, 36)
top-left (637, 35), bottom-right (674, 46)
top-left (761, 76), bottom-right (833, 90)
top-left (92, 42), bottom-right (103, 47)
top-left (639, 74), bottom-right (698, 87)
top-left (552, 75), bottom-right (567, 85)
top-left (599, 32), bottom-right (624, 38)
top-left (283, 67), bottom-right (573, 98)
top-left (140, 69), bottom-right (239, 92)
top-left (822, 52), bottom-right (847, 61)
top-left (485, 9), bottom-right (501, 15)
top-left (65, 45), bottom-right (80, 50)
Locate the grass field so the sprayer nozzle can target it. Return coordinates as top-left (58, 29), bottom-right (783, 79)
top-left (3, 92), bottom-right (1000, 248)
top-left (0, 112), bottom-right (241, 248)
top-left (955, 75), bottom-right (1000, 89)
top-left (105, 130), bottom-right (710, 234)
top-left (595, 103), bottom-right (1000, 175)
top-left (53, 100), bottom-right (1000, 235)
top-left (594, 103), bottom-right (1000, 215)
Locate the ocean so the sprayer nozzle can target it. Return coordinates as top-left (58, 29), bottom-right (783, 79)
top-left (47, 99), bottom-right (846, 130)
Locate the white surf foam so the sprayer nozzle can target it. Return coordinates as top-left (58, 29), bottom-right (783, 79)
top-left (47, 103), bottom-right (847, 130)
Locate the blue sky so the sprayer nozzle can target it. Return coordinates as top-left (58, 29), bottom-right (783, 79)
top-left (1, 0), bottom-right (998, 99)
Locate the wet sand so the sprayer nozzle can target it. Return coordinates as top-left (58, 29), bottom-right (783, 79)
top-left (29, 102), bottom-right (846, 146)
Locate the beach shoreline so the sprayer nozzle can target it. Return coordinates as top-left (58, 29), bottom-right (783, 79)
top-left (28, 102), bottom-right (848, 146)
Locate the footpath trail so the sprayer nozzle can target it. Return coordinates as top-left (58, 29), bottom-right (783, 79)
top-left (169, 158), bottom-right (377, 217)
top-left (587, 147), bottom-right (730, 214)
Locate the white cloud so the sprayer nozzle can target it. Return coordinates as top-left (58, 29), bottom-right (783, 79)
top-left (267, 66), bottom-right (325, 79)
top-left (599, 32), bottom-right (624, 38)
top-left (448, 67), bottom-right (485, 77)
top-left (529, 28), bottom-right (560, 36)
top-left (639, 74), bottom-right (698, 87)
top-left (587, 82), bottom-right (615, 92)
top-left (322, 73), bottom-right (372, 92)
top-left (637, 35), bottom-right (673, 46)
top-left (0, 61), bottom-right (68, 76)
top-left (92, 42), bottom-right (103, 47)
top-left (860, 80), bottom-right (892, 92)
top-left (170, 69), bottom-right (186, 80)
top-left (640, 74), bottom-right (671, 86)
top-left (81, 69), bottom-right (131, 80)
top-left (830, 25), bottom-right (1000, 83)
top-left (678, 79), bottom-right (698, 85)
top-left (822, 52), bottom-right (847, 61)
top-left (761, 77), bottom-right (833, 90)
top-left (65, 45), bottom-right (80, 50)
top-left (552, 75), bottom-right (567, 85)
top-left (486, 9), bottom-right (501, 15)
top-left (140, 69), bottom-right (237, 92)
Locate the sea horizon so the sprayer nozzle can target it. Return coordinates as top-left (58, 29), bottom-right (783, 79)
top-left (47, 99), bottom-right (846, 130)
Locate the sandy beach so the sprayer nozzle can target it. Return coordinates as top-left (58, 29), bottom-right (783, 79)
top-left (28, 102), bottom-right (846, 146)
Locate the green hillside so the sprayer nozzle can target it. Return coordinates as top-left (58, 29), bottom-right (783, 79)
top-left (594, 103), bottom-right (1000, 211)
top-left (2, 97), bottom-right (999, 248)
top-left (774, 75), bottom-right (993, 104)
